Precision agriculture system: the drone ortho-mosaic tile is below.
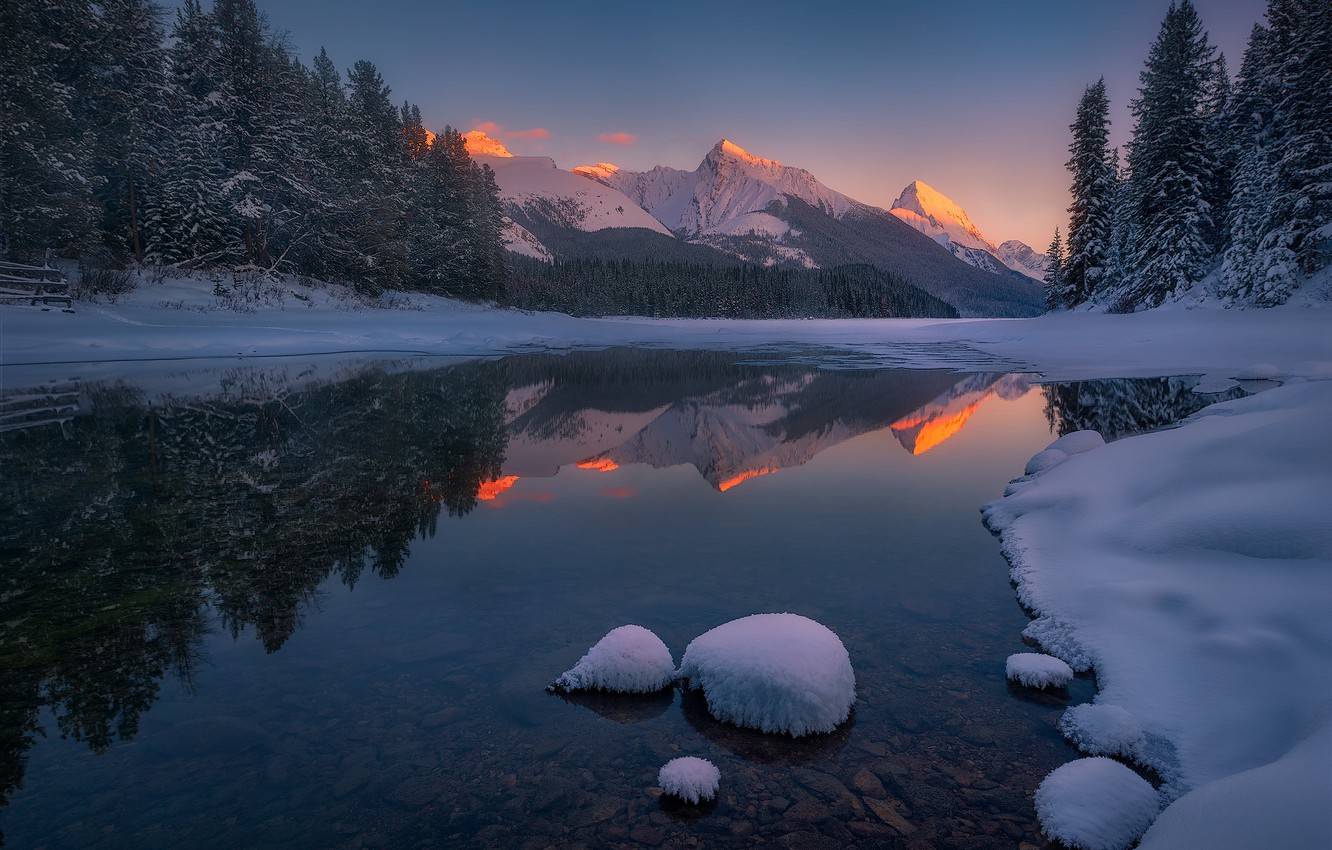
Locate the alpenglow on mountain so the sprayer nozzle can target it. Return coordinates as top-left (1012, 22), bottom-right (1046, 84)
top-left (466, 133), bottom-right (1043, 317)
top-left (889, 181), bottom-right (1047, 282)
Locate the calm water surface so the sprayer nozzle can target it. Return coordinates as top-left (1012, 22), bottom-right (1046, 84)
top-left (0, 350), bottom-right (1239, 849)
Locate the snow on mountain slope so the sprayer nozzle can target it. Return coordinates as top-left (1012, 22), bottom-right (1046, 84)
top-left (467, 131), bottom-right (671, 237)
top-left (575, 140), bottom-right (855, 238)
top-left (999, 239), bottom-right (1049, 279)
top-left (890, 181), bottom-right (1045, 281)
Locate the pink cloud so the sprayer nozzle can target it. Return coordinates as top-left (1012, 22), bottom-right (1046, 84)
top-left (473, 120), bottom-right (502, 135)
top-left (509, 127), bottom-right (550, 140)
top-left (471, 121), bottom-right (549, 142)
top-left (597, 131), bottom-right (638, 146)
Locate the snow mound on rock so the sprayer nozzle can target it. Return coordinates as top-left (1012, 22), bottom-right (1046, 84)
top-left (1035, 757), bottom-right (1160, 850)
top-left (552, 625), bottom-right (675, 693)
top-left (1006, 652), bottom-right (1074, 688)
top-left (657, 756), bottom-right (720, 804)
top-left (1025, 448), bottom-right (1068, 475)
top-left (677, 613), bottom-right (855, 737)
top-left (1047, 430), bottom-right (1105, 455)
top-left (1059, 704), bottom-right (1145, 758)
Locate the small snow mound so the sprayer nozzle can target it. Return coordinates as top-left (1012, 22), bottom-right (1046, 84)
top-left (678, 613), bottom-right (855, 737)
top-left (1006, 652), bottom-right (1074, 688)
top-left (552, 625), bottom-right (675, 693)
top-left (1024, 449), bottom-right (1068, 476)
top-left (1233, 363), bottom-right (1280, 380)
top-left (657, 756), bottom-right (720, 804)
top-left (1059, 704), bottom-right (1145, 758)
top-left (1035, 758), bottom-right (1160, 850)
top-left (1046, 430), bottom-right (1105, 455)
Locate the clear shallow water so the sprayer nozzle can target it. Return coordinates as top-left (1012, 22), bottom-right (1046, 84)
top-left (0, 351), bottom-right (1241, 849)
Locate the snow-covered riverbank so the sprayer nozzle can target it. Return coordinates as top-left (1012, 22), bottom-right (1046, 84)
top-left (984, 381), bottom-right (1332, 849)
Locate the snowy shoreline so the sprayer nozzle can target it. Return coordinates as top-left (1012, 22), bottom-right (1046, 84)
top-left (983, 382), bottom-right (1332, 849)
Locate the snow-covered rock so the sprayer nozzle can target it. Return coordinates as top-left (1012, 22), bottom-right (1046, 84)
top-left (1035, 758), bottom-right (1160, 850)
top-left (677, 613), bottom-right (855, 737)
top-left (657, 756), bottom-right (720, 804)
top-left (551, 625), bottom-right (675, 693)
top-left (1006, 652), bottom-right (1074, 688)
top-left (1024, 448), bottom-right (1068, 476)
top-left (1059, 704), bottom-right (1145, 758)
top-left (1046, 429), bottom-right (1106, 455)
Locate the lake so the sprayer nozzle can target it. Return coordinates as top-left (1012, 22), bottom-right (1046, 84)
top-left (0, 349), bottom-right (1241, 849)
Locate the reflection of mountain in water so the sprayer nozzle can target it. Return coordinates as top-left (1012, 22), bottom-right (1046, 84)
top-left (497, 350), bottom-right (1027, 490)
top-left (0, 350), bottom-right (1027, 827)
top-left (891, 374), bottom-right (1031, 455)
top-left (1042, 376), bottom-right (1247, 441)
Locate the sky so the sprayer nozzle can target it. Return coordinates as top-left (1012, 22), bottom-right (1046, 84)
top-left (174, 0), bottom-right (1269, 249)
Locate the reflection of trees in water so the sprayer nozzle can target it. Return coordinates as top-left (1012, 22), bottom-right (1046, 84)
top-left (1042, 377), bottom-right (1246, 441)
top-left (0, 363), bottom-right (508, 822)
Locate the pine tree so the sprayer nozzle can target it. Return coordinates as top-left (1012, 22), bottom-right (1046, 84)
top-left (1043, 227), bottom-right (1067, 311)
top-left (1219, 24), bottom-right (1279, 302)
top-left (0, 0), bottom-right (102, 261)
top-left (1202, 53), bottom-right (1235, 257)
top-left (89, 0), bottom-right (169, 264)
top-left (1125, 0), bottom-right (1218, 308)
top-left (1064, 78), bottom-right (1116, 306)
top-left (1252, 0), bottom-right (1332, 302)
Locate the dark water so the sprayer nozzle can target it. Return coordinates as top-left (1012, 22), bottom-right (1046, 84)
top-left (0, 351), bottom-right (1242, 849)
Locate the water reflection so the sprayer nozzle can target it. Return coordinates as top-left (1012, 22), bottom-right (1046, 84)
top-left (1043, 375), bottom-right (1246, 440)
top-left (0, 352), bottom-right (1251, 847)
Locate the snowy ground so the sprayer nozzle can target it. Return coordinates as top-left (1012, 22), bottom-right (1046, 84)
top-left (2, 273), bottom-right (1330, 845)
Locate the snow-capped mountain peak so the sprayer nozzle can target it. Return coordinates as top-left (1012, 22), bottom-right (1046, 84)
top-left (571, 162), bottom-right (620, 181)
top-left (891, 180), bottom-right (991, 251)
top-left (463, 129), bottom-right (513, 158)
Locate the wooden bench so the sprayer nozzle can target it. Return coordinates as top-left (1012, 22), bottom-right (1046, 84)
top-left (0, 260), bottom-right (73, 310)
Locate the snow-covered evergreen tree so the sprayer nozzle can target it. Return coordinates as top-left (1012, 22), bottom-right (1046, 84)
top-left (1064, 78), bottom-right (1116, 306)
top-left (0, 0), bottom-right (102, 261)
top-left (1043, 228), bottom-right (1067, 311)
top-left (1251, 0), bottom-right (1332, 303)
top-left (90, 0), bottom-right (168, 264)
top-left (1124, 0), bottom-right (1218, 309)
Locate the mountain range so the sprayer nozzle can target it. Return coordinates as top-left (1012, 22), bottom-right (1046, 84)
top-left (467, 132), bottom-right (1046, 317)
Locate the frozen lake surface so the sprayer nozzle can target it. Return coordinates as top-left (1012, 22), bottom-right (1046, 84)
top-left (0, 348), bottom-right (1251, 849)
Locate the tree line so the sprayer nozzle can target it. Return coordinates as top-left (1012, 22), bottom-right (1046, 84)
top-left (0, 0), bottom-right (507, 300)
top-left (505, 256), bottom-right (960, 319)
top-left (1046, 0), bottom-right (1330, 311)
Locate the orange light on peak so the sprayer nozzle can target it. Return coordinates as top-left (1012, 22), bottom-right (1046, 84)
top-left (718, 467), bottom-right (778, 492)
top-left (476, 475), bottom-right (520, 501)
top-left (575, 458), bottom-right (620, 472)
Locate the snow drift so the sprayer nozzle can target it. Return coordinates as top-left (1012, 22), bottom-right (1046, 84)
top-left (657, 756), bottom-right (720, 804)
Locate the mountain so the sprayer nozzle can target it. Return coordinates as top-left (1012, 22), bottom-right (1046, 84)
top-left (889, 181), bottom-right (1046, 282)
top-left (575, 140), bottom-right (1044, 317)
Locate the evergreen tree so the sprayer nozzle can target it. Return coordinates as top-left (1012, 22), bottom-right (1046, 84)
top-left (0, 0), bottom-right (102, 261)
top-left (1253, 0), bottom-right (1332, 302)
top-left (89, 0), bottom-right (169, 264)
top-left (1202, 53), bottom-right (1235, 257)
top-left (1064, 78), bottom-right (1116, 306)
top-left (1219, 24), bottom-right (1279, 302)
top-left (1124, 0), bottom-right (1218, 308)
top-left (1043, 227), bottom-right (1067, 311)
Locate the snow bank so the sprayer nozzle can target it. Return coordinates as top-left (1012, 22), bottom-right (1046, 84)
top-left (677, 613), bottom-right (854, 737)
top-left (551, 625), bottom-right (675, 693)
top-left (657, 756), bottom-right (720, 804)
top-left (1024, 448), bottom-right (1068, 475)
top-left (1046, 430), bottom-right (1105, 455)
top-left (984, 381), bottom-right (1332, 840)
top-left (1058, 704), bottom-right (1145, 758)
top-left (1035, 757), bottom-right (1160, 850)
top-left (1005, 652), bottom-right (1073, 688)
